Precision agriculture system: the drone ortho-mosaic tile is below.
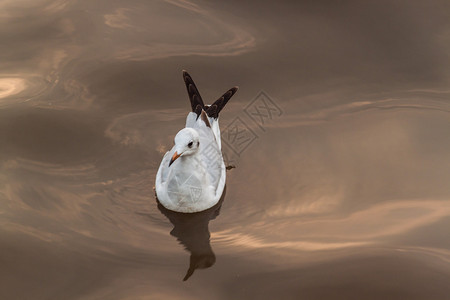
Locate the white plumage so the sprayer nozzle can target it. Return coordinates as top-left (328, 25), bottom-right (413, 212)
top-left (155, 71), bottom-right (237, 213)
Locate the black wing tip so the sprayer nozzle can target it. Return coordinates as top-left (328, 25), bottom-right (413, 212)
top-left (182, 70), bottom-right (205, 114)
top-left (182, 70), bottom-right (194, 84)
top-left (182, 72), bottom-right (192, 83)
top-left (181, 71), bottom-right (238, 118)
top-left (227, 86), bottom-right (239, 97)
top-left (194, 104), bottom-right (203, 116)
top-left (205, 86), bottom-right (239, 118)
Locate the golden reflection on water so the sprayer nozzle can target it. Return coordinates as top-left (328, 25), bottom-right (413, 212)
top-left (0, 78), bottom-right (26, 99)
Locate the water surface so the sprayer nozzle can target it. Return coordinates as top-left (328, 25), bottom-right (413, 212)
top-left (1, 1), bottom-right (450, 299)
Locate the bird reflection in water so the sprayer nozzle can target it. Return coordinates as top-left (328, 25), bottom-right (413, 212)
top-left (157, 188), bottom-right (226, 281)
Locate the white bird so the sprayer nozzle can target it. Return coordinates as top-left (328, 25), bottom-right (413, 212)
top-left (155, 71), bottom-right (238, 213)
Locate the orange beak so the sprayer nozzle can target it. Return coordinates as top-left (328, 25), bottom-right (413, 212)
top-left (169, 151), bottom-right (181, 167)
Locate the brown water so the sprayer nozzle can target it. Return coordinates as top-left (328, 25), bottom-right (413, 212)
top-left (1, 1), bottom-right (450, 299)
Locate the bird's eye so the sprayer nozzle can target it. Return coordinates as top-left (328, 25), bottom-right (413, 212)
top-left (188, 141), bottom-right (193, 148)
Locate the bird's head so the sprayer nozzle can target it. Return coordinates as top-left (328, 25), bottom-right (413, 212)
top-left (169, 128), bottom-right (200, 166)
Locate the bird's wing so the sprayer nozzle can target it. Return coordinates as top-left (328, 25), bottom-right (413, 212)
top-left (205, 87), bottom-right (238, 119)
top-left (157, 146), bottom-right (176, 185)
top-left (185, 112), bottom-right (198, 128)
top-left (183, 70), bottom-right (205, 117)
top-left (193, 118), bottom-right (224, 193)
top-left (186, 110), bottom-right (221, 149)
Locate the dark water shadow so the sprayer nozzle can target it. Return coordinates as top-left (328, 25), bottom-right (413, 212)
top-left (157, 187), bottom-right (226, 281)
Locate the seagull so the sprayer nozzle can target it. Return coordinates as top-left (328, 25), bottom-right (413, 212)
top-left (155, 71), bottom-right (238, 213)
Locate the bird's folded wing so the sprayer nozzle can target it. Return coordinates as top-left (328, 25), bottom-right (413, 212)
top-left (158, 149), bottom-right (174, 184)
top-left (195, 125), bottom-right (223, 192)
